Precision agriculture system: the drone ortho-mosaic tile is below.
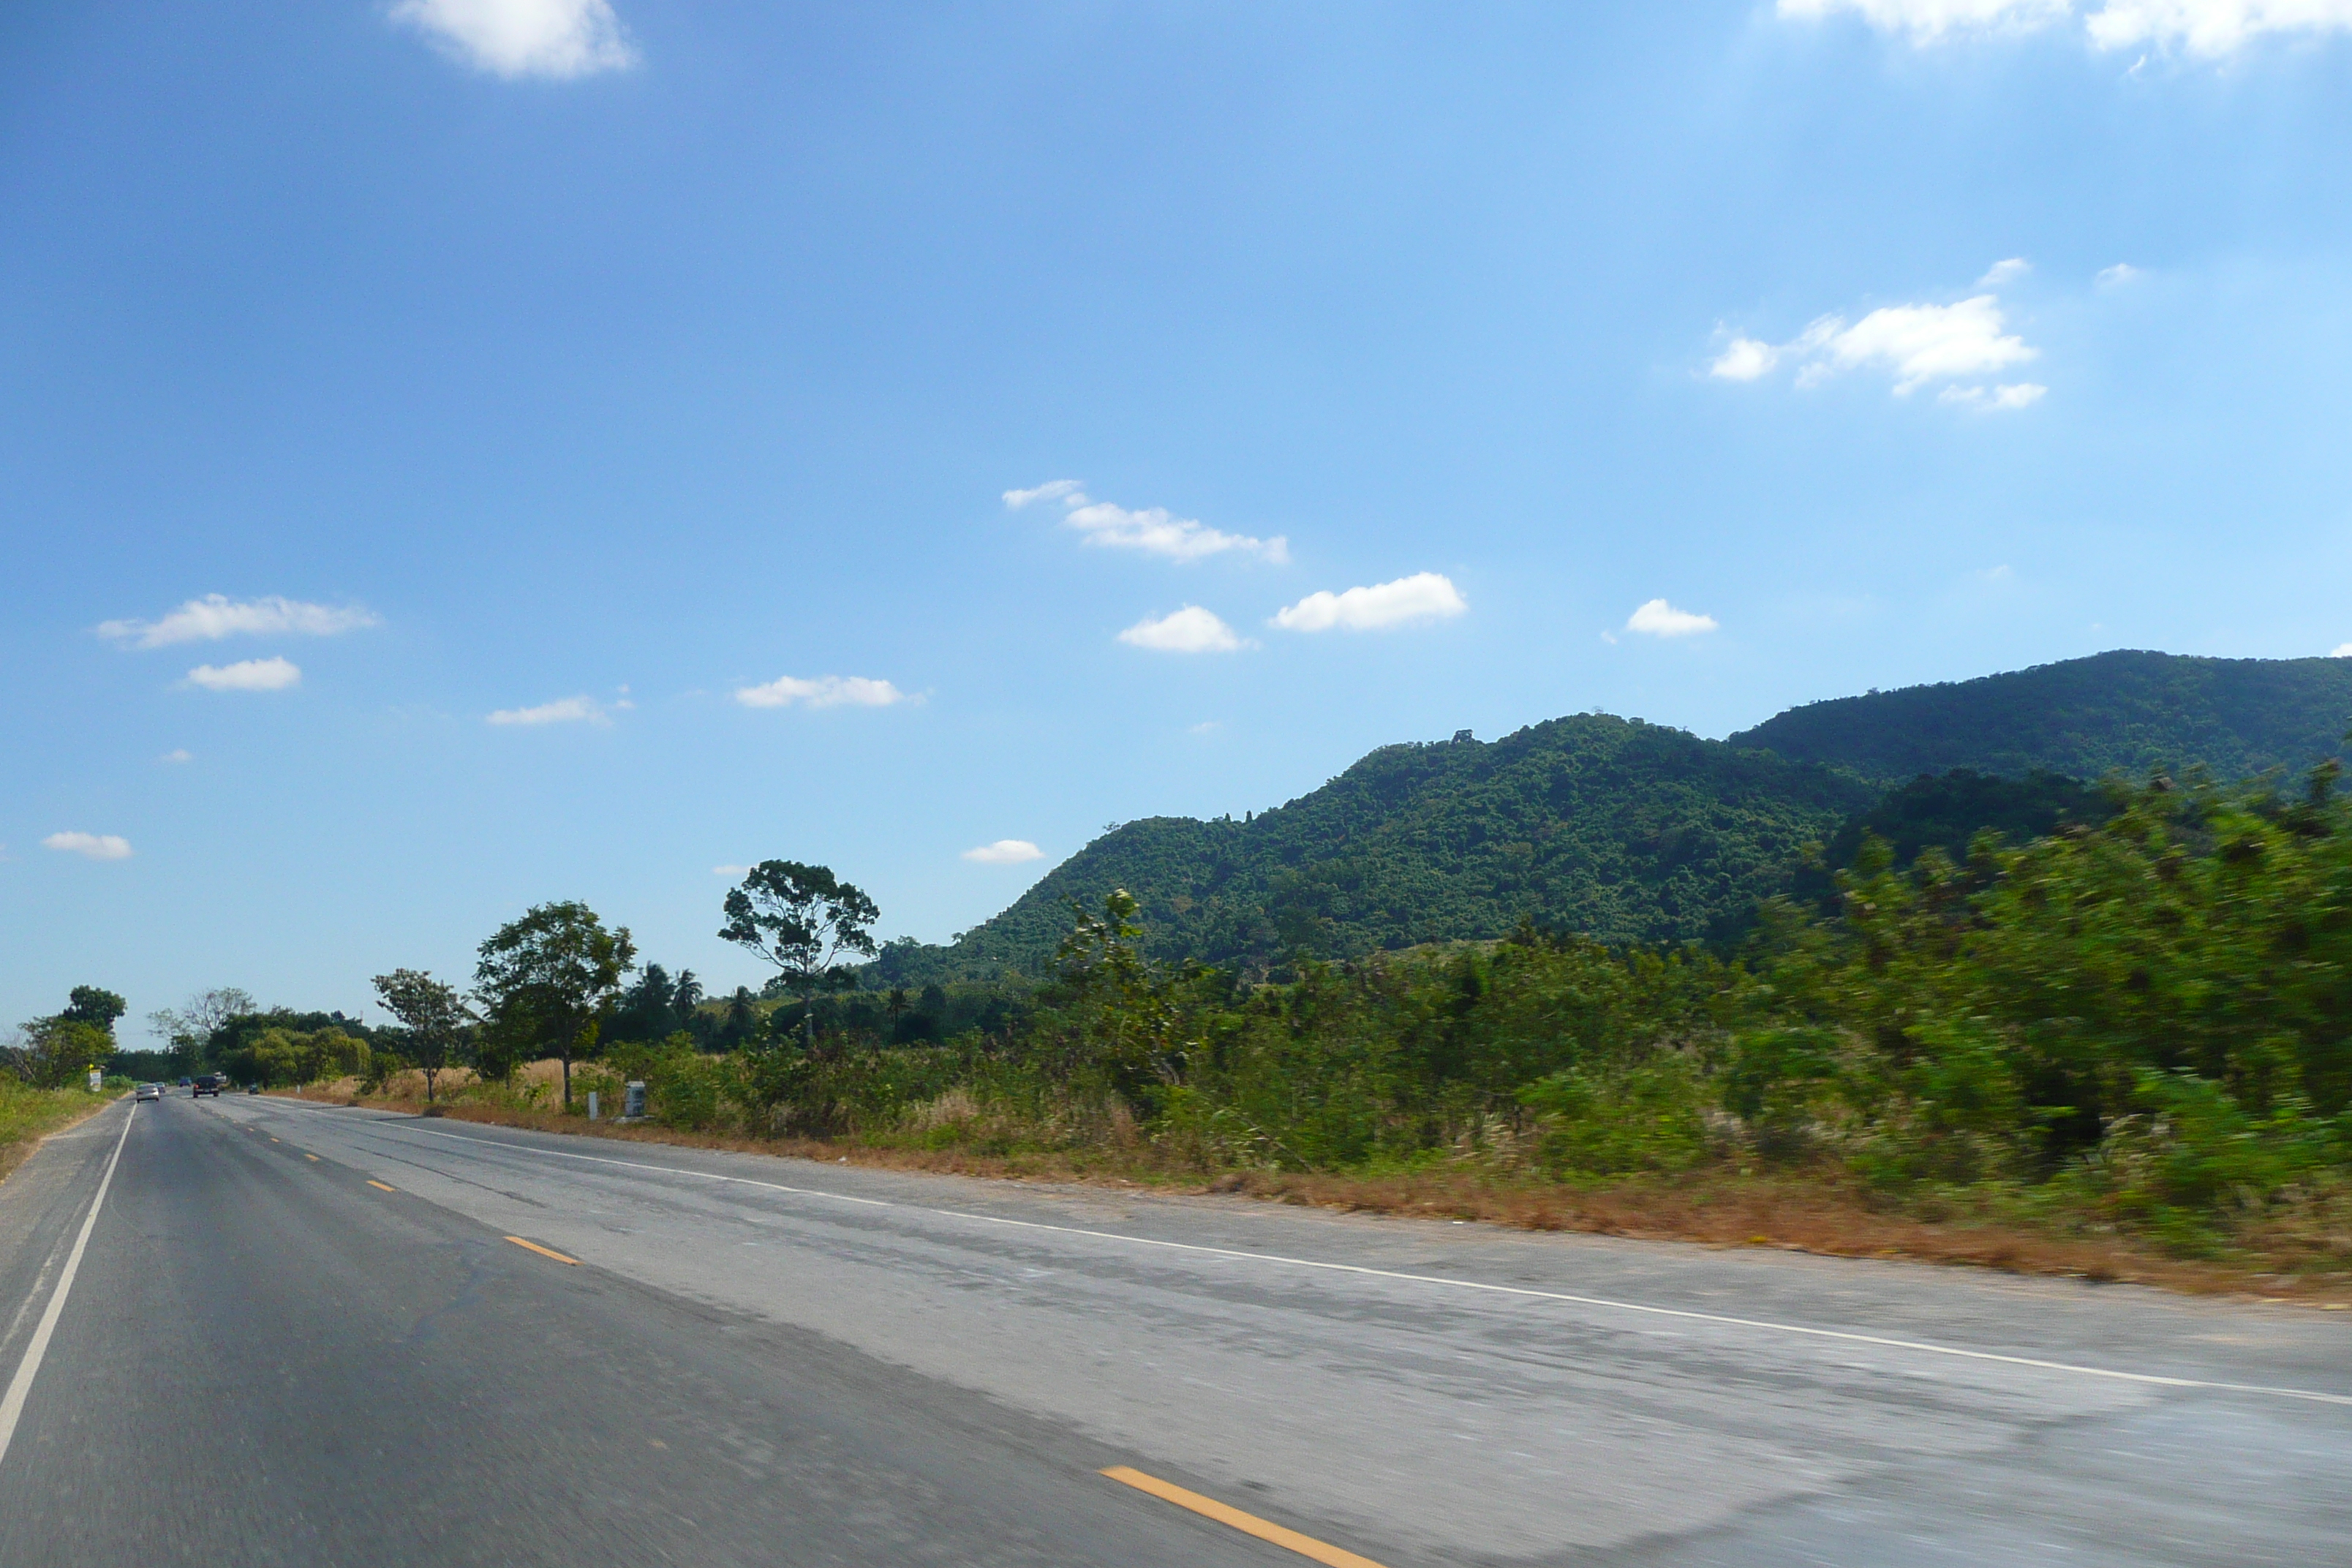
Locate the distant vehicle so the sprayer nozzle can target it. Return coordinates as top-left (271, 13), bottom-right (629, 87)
top-left (135, 1082), bottom-right (163, 1101)
top-left (178, 1077), bottom-right (193, 1090)
top-left (192, 1074), bottom-right (223, 1098)
top-left (246, 1083), bottom-right (261, 1095)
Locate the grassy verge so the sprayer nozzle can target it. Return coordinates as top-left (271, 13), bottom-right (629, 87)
top-left (0, 1082), bottom-right (116, 1186)
top-left (304, 1081), bottom-right (2352, 1308)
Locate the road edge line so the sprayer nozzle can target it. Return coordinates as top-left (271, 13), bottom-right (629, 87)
top-left (0, 1102), bottom-right (136, 1473)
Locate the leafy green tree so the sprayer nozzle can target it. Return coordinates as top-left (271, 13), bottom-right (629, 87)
top-left (7, 1017), bottom-right (113, 1089)
top-left (719, 862), bottom-right (879, 1055)
top-left (148, 988), bottom-right (257, 1075)
top-left (475, 901), bottom-right (637, 1109)
top-left (61, 987), bottom-right (127, 1033)
top-left (222, 1026), bottom-right (369, 1088)
top-left (372, 969), bottom-right (475, 1104)
top-left (7, 986), bottom-right (129, 1089)
top-left (475, 990), bottom-right (546, 1084)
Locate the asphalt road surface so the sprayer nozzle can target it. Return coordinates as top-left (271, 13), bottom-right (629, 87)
top-left (2, 1095), bottom-right (2348, 1567)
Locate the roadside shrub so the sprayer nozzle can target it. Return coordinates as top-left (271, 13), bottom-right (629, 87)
top-left (1517, 1058), bottom-right (1708, 1175)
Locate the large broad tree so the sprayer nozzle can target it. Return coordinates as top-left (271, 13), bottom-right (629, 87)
top-left (719, 862), bottom-right (879, 1055)
top-left (4, 1017), bottom-right (111, 1089)
top-left (371, 969), bottom-right (475, 1105)
top-left (148, 987), bottom-right (257, 1074)
top-left (5, 986), bottom-right (131, 1088)
top-left (475, 901), bottom-right (636, 1109)
top-left (60, 987), bottom-right (127, 1033)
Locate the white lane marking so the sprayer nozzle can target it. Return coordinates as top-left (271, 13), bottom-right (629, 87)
top-left (0, 1104), bottom-right (136, 1472)
top-left (267, 1107), bottom-right (2352, 1410)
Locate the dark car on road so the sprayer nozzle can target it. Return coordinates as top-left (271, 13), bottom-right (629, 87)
top-left (193, 1074), bottom-right (224, 1098)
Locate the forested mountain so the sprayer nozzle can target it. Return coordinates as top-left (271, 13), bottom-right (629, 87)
top-left (870, 649), bottom-right (2352, 982)
top-left (1728, 649), bottom-right (2352, 783)
top-left (871, 715), bottom-right (1879, 981)
top-left (1783, 769), bottom-right (2116, 911)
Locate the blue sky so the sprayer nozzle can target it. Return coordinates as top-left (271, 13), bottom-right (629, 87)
top-left (7, 0), bottom-right (2352, 1036)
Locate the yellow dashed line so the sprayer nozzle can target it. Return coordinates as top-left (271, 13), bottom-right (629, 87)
top-left (1100, 1467), bottom-right (1390, 1568)
top-left (304, 1153), bottom-right (320, 1162)
top-left (505, 1236), bottom-right (580, 1266)
top-left (366, 1180), bottom-right (396, 1192)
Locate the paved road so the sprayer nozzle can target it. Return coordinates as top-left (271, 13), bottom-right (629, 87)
top-left (2, 1095), bottom-right (2348, 1566)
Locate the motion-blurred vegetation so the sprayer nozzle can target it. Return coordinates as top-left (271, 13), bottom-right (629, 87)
top-left (43, 653), bottom-right (2352, 1276)
top-left (230, 764), bottom-right (2352, 1273)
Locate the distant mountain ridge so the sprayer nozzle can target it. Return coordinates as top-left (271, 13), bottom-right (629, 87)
top-left (874, 715), bottom-right (1877, 981)
top-left (870, 649), bottom-right (2352, 982)
top-left (1728, 649), bottom-right (2352, 784)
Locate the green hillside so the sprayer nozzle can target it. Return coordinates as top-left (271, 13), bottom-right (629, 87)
top-left (872, 715), bottom-right (1879, 981)
top-left (1729, 649), bottom-right (2352, 783)
top-left (871, 650), bottom-right (2351, 984)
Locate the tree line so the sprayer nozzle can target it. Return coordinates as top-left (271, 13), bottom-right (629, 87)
top-left (60, 860), bottom-right (892, 1108)
top-left (23, 764), bottom-right (2352, 1264)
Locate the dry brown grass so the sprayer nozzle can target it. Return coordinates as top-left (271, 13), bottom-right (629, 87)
top-left (290, 1076), bottom-right (2352, 1309)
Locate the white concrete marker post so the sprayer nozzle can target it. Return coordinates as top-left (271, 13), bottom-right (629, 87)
top-left (587, 1091), bottom-right (600, 1122)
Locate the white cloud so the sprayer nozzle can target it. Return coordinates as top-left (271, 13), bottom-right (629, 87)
top-left (99, 595), bottom-right (377, 649)
top-left (712, 864), bottom-right (751, 877)
top-left (159, 749), bottom-right (193, 764)
top-left (1274, 573), bottom-right (1468, 633)
top-left (1002, 479), bottom-right (1086, 509)
top-left (1720, 288), bottom-right (2040, 399)
top-left (1777, 0), bottom-right (2072, 42)
top-left (2332, 644), bottom-right (2352, 657)
top-left (1816, 297), bottom-right (2038, 393)
top-left (1708, 336), bottom-right (1780, 381)
top-left (962, 840), bottom-right (1045, 864)
top-left (734, 674), bottom-right (913, 709)
top-left (487, 695), bottom-right (606, 726)
top-left (391, 0), bottom-right (636, 78)
top-left (184, 657), bottom-right (301, 692)
top-left (2096, 262), bottom-right (2144, 287)
top-left (1066, 499), bottom-right (1288, 565)
top-left (2087, 0), bottom-right (2352, 53)
top-left (1626, 599), bottom-right (1720, 637)
top-left (45, 831), bottom-right (132, 861)
top-left (1781, 0), bottom-right (2352, 53)
top-left (1189, 720), bottom-right (1219, 734)
top-left (1939, 380), bottom-right (2048, 409)
top-left (1004, 481), bottom-right (1288, 564)
top-left (1117, 606), bottom-right (1250, 653)
top-left (1977, 257), bottom-right (2032, 287)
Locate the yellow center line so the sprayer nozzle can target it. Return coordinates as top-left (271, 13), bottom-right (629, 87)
top-left (366, 1180), bottom-right (396, 1192)
top-left (505, 1236), bottom-right (581, 1266)
top-left (304, 1153), bottom-right (320, 1162)
top-left (1100, 1468), bottom-right (1390, 1568)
